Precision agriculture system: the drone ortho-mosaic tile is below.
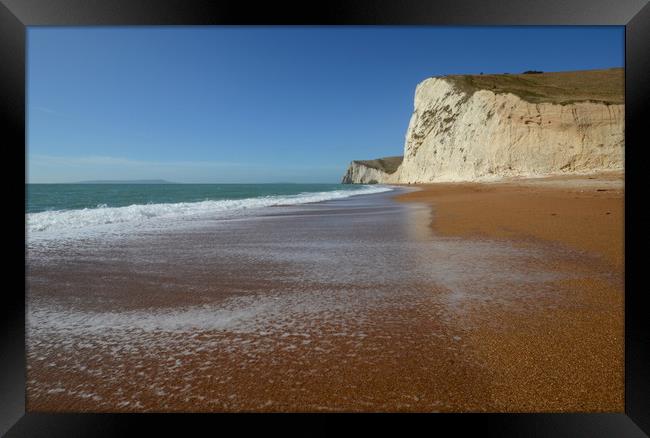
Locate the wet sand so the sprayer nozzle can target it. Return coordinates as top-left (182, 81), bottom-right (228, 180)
top-left (27, 178), bottom-right (623, 412)
top-left (395, 172), bottom-right (624, 268)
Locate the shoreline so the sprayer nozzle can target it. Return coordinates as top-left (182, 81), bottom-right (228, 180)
top-left (26, 185), bottom-right (393, 242)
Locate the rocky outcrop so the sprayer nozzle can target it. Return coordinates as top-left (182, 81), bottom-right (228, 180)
top-left (341, 156), bottom-right (403, 184)
top-left (341, 162), bottom-right (390, 184)
top-left (342, 68), bottom-right (624, 184)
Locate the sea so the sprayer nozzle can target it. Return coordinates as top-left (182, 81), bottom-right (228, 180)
top-left (26, 183), bottom-right (392, 240)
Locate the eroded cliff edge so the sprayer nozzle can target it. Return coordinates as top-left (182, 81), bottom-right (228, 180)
top-left (342, 68), bottom-right (624, 184)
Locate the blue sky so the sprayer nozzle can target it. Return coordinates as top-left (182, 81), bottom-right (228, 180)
top-left (27, 26), bottom-right (624, 183)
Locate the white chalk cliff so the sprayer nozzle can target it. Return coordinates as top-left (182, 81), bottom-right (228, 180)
top-left (341, 164), bottom-right (392, 184)
top-left (342, 68), bottom-right (624, 184)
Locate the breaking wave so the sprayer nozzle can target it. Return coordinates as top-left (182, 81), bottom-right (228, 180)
top-left (27, 185), bottom-right (392, 238)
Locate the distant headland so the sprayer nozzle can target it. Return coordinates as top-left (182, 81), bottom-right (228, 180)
top-left (74, 179), bottom-right (178, 184)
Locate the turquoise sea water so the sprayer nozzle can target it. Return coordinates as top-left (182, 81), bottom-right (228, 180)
top-left (26, 183), bottom-right (392, 236)
top-left (26, 183), bottom-right (379, 213)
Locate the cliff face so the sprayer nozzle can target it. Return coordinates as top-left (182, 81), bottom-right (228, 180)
top-left (342, 68), bottom-right (624, 184)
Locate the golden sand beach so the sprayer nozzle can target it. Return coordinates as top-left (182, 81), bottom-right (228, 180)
top-left (395, 172), bottom-right (624, 411)
top-left (27, 174), bottom-right (623, 412)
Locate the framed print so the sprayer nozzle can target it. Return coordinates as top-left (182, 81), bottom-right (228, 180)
top-left (1, 0), bottom-right (649, 436)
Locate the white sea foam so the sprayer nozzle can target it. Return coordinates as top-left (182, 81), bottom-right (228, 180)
top-left (27, 185), bottom-right (392, 240)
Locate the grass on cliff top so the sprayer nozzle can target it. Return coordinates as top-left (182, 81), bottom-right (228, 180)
top-left (353, 156), bottom-right (403, 174)
top-left (443, 67), bottom-right (623, 105)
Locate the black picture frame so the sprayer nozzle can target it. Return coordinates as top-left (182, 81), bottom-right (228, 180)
top-left (2, 0), bottom-right (649, 436)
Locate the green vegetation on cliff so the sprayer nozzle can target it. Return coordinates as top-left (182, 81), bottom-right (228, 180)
top-left (352, 156), bottom-right (403, 175)
top-left (443, 67), bottom-right (623, 105)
